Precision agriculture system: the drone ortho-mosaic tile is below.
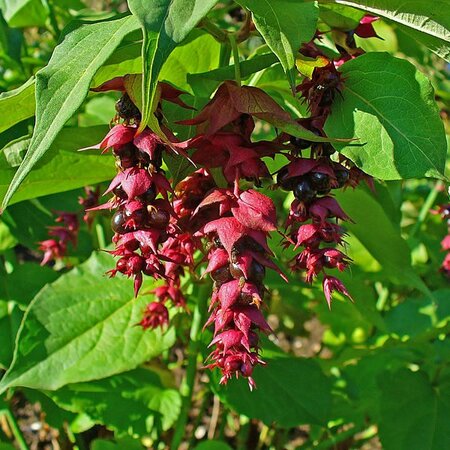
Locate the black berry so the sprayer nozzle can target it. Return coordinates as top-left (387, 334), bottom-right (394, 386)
top-left (293, 178), bottom-right (316, 202)
top-left (111, 211), bottom-right (127, 234)
top-left (309, 172), bottom-right (330, 191)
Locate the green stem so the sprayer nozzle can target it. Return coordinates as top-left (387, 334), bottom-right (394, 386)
top-left (200, 18), bottom-right (228, 43)
top-left (410, 180), bottom-right (445, 238)
top-left (170, 282), bottom-right (210, 449)
top-left (95, 220), bottom-right (107, 249)
top-left (229, 34), bottom-right (241, 86)
top-left (43, 0), bottom-right (60, 38)
top-left (3, 408), bottom-right (29, 450)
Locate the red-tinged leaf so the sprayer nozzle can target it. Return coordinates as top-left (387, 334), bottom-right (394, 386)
top-left (218, 280), bottom-right (241, 311)
top-left (106, 168), bottom-right (152, 199)
top-left (194, 189), bottom-right (234, 216)
top-left (232, 190), bottom-right (277, 232)
top-left (86, 124), bottom-right (135, 152)
top-left (204, 248), bottom-right (230, 274)
top-left (210, 329), bottom-right (244, 352)
top-left (235, 306), bottom-right (272, 333)
top-left (180, 81), bottom-right (334, 142)
top-left (134, 129), bottom-right (162, 159)
top-left (160, 82), bottom-right (195, 110)
top-left (91, 76), bottom-right (126, 92)
top-left (309, 197), bottom-right (351, 222)
top-left (203, 217), bottom-right (247, 255)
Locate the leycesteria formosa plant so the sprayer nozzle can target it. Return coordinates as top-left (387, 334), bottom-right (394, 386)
top-left (0, 1), bottom-right (448, 449)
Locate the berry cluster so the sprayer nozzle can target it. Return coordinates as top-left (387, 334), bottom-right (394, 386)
top-left (273, 28), bottom-right (374, 306)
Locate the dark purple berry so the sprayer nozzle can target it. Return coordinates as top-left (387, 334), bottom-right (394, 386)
top-left (138, 185), bottom-right (157, 203)
top-left (115, 93), bottom-right (141, 121)
top-left (147, 209), bottom-right (170, 229)
top-left (248, 260), bottom-right (265, 285)
top-left (294, 178), bottom-right (316, 202)
top-left (229, 262), bottom-right (244, 279)
top-left (335, 169), bottom-right (350, 188)
top-left (111, 210), bottom-right (127, 234)
top-left (211, 265), bottom-right (233, 285)
top-left (113, 185), bottom-right (127, 199)
top-left (277, 167), bottom-right (299, 191)
top-left (290, 135), bottom-right (311, 150)
top-left (309, 172), bottom-right (330, 191)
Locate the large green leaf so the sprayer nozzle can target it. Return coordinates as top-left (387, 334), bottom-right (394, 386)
top-left (0, 0), bottom-right (48, 27)
top-left (379, 369), bottom-right (450, 450)
top-left (216, 357), bottom-right (332, 427)
top-left (0, 77), bottom-right (35, 134)
top-left (335, 186), bottom-right (430, 295)
top-left (0, 252), bottom-right (175, 394)
top-left (159, 29), bottom-right (221, 93)
top-left (0, 126), bottom-right (115, 205)
top-left (1, 15), bottom-right (139, 211)
top-left (324, 52), bottom-right (447, 180)
top-left (46, 368), bottom-right (181, 435)
top-left (322, 0), bottom-right (450, 61)
top-left (127, 0), bottom-right (219, 131)
top-left (237, 0), bottom-right (319, 88)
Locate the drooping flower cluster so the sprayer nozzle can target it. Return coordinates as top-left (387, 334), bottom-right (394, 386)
top-left (193, 188), bottom-right (286, 389)
top-left (86, 82), bottom-right (201, 330)
top-left (276, 32), bottom-right (374, 306)
top-left (175, 84), bottom-right (293, 388)
top-left (83, 58), bottom-right (371, 387)
top-left (39, 211), bottom-right (79, 265)
top-left (437, 203), bottom-right (450, 278)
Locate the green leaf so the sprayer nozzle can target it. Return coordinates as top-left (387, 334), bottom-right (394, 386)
top-left (160, 29), bottom-right (221, 94)
top-left (0, 263), bottom-right (60, 307)
top-left (0, 126), bottom-right (115, 205)
top-left (324, 52), bottom-right (447, 180)
top-left (324, 0), bottom-right (450, 61)
top-left (216, 357), bottom-right (332, 427)
top-left (0, 301), bottom-right (22, 368)
top-left (0, 77), bottom-right (35, 134)
top-left (1, 15), bottom-right (139, 212)
top-left (46, 368), bottom-right (181, 435)
top-left (237, 0), bottom-right (319, 88)
top-left (335, 186), bottom-right (431, 296)
top-left (0, 0), bottom-right (49, 27)
top-left (379, 369), bottom-right (450, 450)
top-left (0, 252), bottom-right (176, 394)
top-left (127, 0), bottom-right (219, 131)
top-left (187, 52), bottom-right (279, 96)
top-left (91, 41), bottom-right (142, 89)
